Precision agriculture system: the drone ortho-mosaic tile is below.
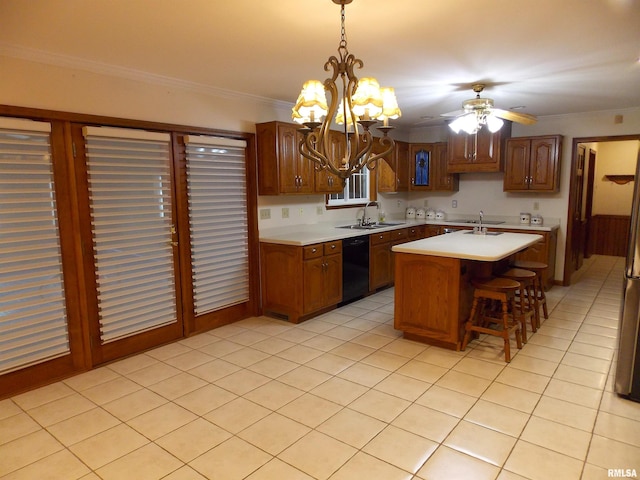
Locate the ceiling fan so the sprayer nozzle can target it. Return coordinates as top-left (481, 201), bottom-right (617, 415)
top-left (442, 84), bottom-right (537, 134)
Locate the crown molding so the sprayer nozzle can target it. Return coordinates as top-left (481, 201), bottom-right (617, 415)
top-left (0, 42), bottom-right (292, 110)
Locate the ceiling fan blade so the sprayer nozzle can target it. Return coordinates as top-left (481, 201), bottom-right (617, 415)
top-left (440, 109), bottom-right (465, 118)
top-left (492, 108), bottom-right (537, 125)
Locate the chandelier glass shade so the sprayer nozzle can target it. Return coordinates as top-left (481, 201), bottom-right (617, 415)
top-left (291, 0), bottom-right (401, 185)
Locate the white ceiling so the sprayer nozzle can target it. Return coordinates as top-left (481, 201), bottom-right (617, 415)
top-left (1, 0), bottom-right (639, 130)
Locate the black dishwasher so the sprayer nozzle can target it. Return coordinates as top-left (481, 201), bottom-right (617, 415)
top-left (342, 235), bottom-right (370, 304)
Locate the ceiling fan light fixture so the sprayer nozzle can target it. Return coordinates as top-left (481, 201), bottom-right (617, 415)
top-left (449, 113), bottom-right (480, 134)
top-left (486, 114), bottom-right (504, 133)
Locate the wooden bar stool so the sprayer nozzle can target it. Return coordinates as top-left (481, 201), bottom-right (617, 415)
top-left (513, 260), bottom-right (549, 322)
top-left (461, 277), bottom-right (523, 363)
top-left (499, 267), bottom-right (538, 339)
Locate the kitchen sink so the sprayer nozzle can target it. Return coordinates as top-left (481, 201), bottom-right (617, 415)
top-left (445, 219), bottom-right (505, 225)
top-left (464, 230), bottom-right (504, 236)
top-left (336, 221), bottom-right (405, 230)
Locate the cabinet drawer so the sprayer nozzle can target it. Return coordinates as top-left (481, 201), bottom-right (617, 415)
top-left (303, 244), bottom-right (324, 260)
top-left (390, 228), bottom-right (408, 241)
top-left (370, 231), bottom-right (391, 245)
top-left (324, 241), bottom-right (342, 256)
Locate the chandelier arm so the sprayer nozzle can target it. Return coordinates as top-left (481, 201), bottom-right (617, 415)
top-left (365, 135), bottom-right (395, 171)
top-left (299, 130), bottom-right (330, 170)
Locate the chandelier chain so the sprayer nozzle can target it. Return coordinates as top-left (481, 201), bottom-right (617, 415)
top-left (339, 3), bottom-right (347, 49)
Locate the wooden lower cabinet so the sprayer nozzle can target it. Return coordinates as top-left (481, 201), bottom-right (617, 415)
top-left (494, 228), bottom-right (558, 289)
top-left (370, 232), bottom-right (392, 290)
top-left (260, 240), bottom-right (342, 323)
top-left (407, 225), bottom-right (441, 240)
top-left (394, 253), bottom-right (476, 350)
top-left (370, 228), bottom-right (409, 290)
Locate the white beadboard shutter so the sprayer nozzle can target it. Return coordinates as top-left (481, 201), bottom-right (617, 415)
top-left (83, 127), bottom-right (178, 343)
top-left (0, 118), bottom-right (71, 374)
top-left (184, 135), bottom-right (249, 315)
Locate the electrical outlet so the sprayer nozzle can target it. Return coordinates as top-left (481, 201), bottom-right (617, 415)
top-left (316, 206), bottom-right (324, 215)
top-left (299, 208), bottom-right (304, 216)
top-left (259, 208), bottom-right (271, 220)
top-left (423, 199), bottom-right (429, 207)
top-left (281, 207), bottom-right (289, 219)
top-left (533, 201), bottom-right (539, 211)
top-left (397, 200), bottom-right (401, 207)
top-left (452, 200), bottom-right (457, 208)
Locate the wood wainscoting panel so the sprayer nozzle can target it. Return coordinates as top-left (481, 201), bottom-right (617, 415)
top-left (587, 215), bottom-right (630, 257)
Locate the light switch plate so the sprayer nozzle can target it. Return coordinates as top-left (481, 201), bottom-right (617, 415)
top-left (259, 208), bottom-right (271, 220)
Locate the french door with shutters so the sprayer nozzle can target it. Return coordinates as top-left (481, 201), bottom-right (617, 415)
top-left (74, 125), bottom-right (183, 364)
top-left (178, 134), bottom-right (256, 334)
top-left (0, 118), bottom-right (85, 395)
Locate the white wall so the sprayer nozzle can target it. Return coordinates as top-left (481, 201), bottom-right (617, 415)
top-left (592, 140), bottom-right (639, 215)
top-left (2, 54), bottom-right (640, 282)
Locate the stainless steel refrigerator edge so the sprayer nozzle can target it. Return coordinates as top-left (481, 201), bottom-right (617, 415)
top-left (615, 146), bottom-right (640, 402)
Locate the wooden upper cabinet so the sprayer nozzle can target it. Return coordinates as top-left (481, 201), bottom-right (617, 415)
top-left (315, 130), bottom-right (345, 194)
top-left (377, 139), bottom-right (409, 193)
top-left (503, 135), bottom-right (562, 192)
top-left (432, 142), bottom-right (459, 191)
top-left (257, 121), bottom-right (314, 195)
top-left (408, 142), bottom-right (458, 192)
top-left (446, 122), bottom-right (512, 173)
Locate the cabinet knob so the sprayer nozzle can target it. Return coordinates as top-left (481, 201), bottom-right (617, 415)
top-left (330, 244), bottom-right (336, 249)
top-left (312, 248), bottom-right (317, 253)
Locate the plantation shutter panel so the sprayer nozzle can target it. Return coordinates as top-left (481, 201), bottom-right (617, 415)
top-left (184, 135), bottom-right (249, 315)
top-left (83, 126), bottom-right (178, 343)
top-left (0, 118), bottom-right (70, 374)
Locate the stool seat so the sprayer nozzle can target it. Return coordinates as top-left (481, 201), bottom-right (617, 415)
top-left (513, 260), bottom-right (549, 321)
top-left (499, 268), bottom-right (537, 340)
top-left (513, 260), bottom-right (547, 271)
top-left (472, 277), bottom-right (520, 291)
top-left (500, 268), bottom-right (536, 281)
top-left (462, 276), bottom-right (523, 362)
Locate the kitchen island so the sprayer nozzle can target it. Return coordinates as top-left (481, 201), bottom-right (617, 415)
top-left (392, 230), bottom-right (542, 350)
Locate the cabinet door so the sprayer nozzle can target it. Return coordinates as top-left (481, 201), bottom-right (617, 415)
top-left (504, 138), bottom-right (530, 191)
top-left (377, 156), bottom-right (398, 192)
top-left (315, 131), bottom-right (344, 193)
top-left (447, 132), bottom-right (470, 170)
top-left (277, 124), bottom-right (303, 194)
top-left (303, 256), bottom-right (327, 314)
top-left (396, 141), bottom-right (410, 191)
top-left (474, 128), bottom-right (501, 169)
top-left (432, 142), bottom-right (458, 191)
top-left (324, 253), bottom-right (343, 306)
top-left (370, 242), bottom-right (391, 290)
top-left (409, 144), bottom-right (433, 191)
top-left (529, 136), bottom-right (559, 191)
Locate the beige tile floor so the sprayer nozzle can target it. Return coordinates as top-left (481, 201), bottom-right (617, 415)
top-left (2, 255), bottom-right (640, 479)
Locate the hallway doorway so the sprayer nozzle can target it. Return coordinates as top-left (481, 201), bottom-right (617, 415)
top-left (564, 135), bottom-right (640, 285)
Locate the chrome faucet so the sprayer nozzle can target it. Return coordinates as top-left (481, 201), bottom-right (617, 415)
top-left (362, 201), bottom-right (379, 226)
top-left (479, 210), bottom-right (484, 230)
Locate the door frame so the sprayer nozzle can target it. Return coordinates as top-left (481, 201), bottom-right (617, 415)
top-left (563, 134), bottom-right (640, 285)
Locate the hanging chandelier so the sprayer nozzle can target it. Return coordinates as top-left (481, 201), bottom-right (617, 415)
top-left (291, 0), bottom-right (401, 186)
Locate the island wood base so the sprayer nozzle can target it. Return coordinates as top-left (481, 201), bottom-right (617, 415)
top-left (394, 252), bottom-right (507, 350)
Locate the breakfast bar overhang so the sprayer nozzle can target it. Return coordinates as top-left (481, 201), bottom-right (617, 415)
top-left (392, 230), bottom-right (543, 350)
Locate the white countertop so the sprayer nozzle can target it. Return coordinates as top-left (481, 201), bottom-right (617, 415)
top-left (392, 230), bottom-right (543, 261)
top-left (259, 217), bottom-right (558, 247)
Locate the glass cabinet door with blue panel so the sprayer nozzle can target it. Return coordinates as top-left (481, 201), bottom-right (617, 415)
top-left (409, 144), bottom-right (433, 191)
